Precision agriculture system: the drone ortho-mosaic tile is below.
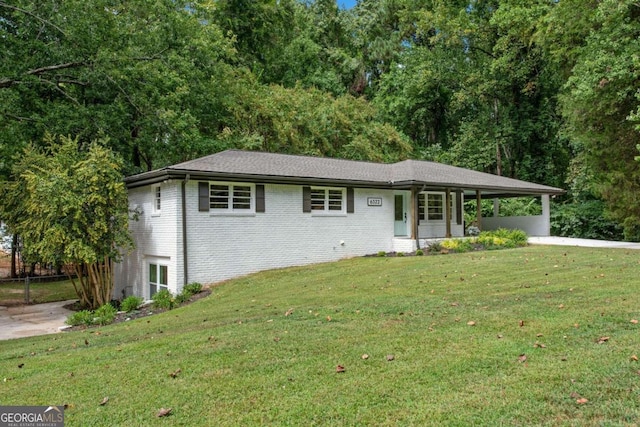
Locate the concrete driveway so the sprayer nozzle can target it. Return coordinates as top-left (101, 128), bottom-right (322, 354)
top-left (0, 300), bottom-right (75, 341)
top-left (528, 236), bottom-right (640, 250)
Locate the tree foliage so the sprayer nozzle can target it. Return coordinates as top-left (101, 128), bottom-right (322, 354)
top-left (0, 135), bottom-right (133, 308)
top-left (2, 0), bottom-right (640, 240)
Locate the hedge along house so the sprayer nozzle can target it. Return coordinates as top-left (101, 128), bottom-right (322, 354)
top-left (115, 150), bottom-right (564, 298)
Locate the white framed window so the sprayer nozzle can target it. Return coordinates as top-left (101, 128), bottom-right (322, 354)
top-left (418, 192), bottom-right (455, 222)
top-left (310, 187), bottom-right (345, 213)
top-left (153, 185), bottom-right (161, 214)
top-left (149, 263), bottom-right (168, 297)
top-left (210, 182), bottom-right (255, 213)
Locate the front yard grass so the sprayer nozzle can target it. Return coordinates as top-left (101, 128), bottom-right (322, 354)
top-left (1, 245), bottom-right (639, 425)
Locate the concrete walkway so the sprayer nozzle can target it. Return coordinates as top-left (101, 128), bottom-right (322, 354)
top-left (528, 236), bottom-right (640, 250)
top-left (0, 300), bottom-right (75, 341)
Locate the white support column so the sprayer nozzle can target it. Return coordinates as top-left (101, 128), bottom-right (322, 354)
top-left (541, 194), bottom-right (551, 236)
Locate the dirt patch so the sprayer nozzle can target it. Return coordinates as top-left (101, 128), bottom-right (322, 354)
top-left (63, 289), bottom-right (212, 332)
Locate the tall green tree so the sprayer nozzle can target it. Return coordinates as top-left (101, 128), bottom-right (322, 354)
top-left (0, 135), bottom-right (133, 309)
top-left (547, 0), bottom-right (640, 238)
top-left (0, 0), bottom-right (237, 175)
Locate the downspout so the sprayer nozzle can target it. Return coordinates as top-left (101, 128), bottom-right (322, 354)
top-left (181, 174), bottom-right (190, 288)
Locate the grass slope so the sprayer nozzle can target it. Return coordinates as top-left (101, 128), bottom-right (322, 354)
top-left (1, 246), bottom-right (639, 426)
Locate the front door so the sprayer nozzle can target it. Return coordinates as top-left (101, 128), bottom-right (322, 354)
top-left (394, 193), bottom-right (408, 236)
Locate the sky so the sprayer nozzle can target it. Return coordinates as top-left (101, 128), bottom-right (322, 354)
top-left (338, 0), bottom-right (357, 9)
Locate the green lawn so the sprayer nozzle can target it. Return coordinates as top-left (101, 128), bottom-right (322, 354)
top-left (0, 278), bottom-right (77, 305)
top-left (1, 246), bottom-right (639, 425)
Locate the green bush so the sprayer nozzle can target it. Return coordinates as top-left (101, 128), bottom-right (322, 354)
top-left (66, 310), bottom-right (94, 327)
top-left (377, 251), bottom-right (386, 257)
top-left (174, 292), bottom-right (191, 305)
top-left (152, 289), bottom-right (174, 310)
top-left (551, 200), bottom-right (624, 240)
top-left (396, 252), bottom-right (405, 257)
top-left (427, 241), bottom-right (443, 253)
top-left (415, 249), bottom-right (424, 256)
top-left (183, 282), bottom-right (203, 295)
top-left (94, 303), bottom-right (117, 326)
top-left (121, 295), bottom-right (143, 313)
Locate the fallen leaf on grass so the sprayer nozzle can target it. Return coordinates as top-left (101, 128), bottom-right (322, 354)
top-left (169, 368), bottom-right (181, 378)
top-left (576, 398), bottom-right (589, 405)
top-left (157, 408), bottom-right (172, 417)
top-left (336, 365), bottom-right (345, 373)
top-left (631, 355), bottom-right (638, 362)
top-left (284, 308), bottom-right (294, 317)
top-left (497, 334), bottom-right (504, 339)
top-left (518, 354), bottom-right (527, 363)
top-left (386, 354), bottom-right (395, 361)
top-left (519, 320), bottom-right (525, 327)
top-left (99, 397), bottom-right (109, 406)
top-left (361, 354), bottom-right (369, 360)
top-left (597, 336), bottom-right (610, 344)
top-left (467, 321), bottom-right (476, 326)
top-left (631, 319), bottom-right (639, 324)
top-left (533, 342), bottom-right (546, 349)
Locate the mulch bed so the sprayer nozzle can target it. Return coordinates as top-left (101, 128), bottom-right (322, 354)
top-left (63, 288), bottom-right (212, 332)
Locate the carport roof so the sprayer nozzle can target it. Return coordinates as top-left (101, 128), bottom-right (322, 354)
top-left (125, 150), bottom-right (564, 197)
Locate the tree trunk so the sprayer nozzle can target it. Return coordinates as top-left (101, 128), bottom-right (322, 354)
top-left (10, 233), bottom-right (17, 278)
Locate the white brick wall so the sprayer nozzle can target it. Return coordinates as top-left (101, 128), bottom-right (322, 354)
top-left (115, 180), bottom-right (474, 298)
top-left (185, 182), bottom-right (395, 285)
top-left (117, 181), bottom-right (396, 295)
top-left (114, 181), bottom-right (182, 299)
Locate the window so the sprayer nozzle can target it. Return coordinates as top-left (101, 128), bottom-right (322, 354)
top-left (418, 192), bottom-right (449, 221)
top-left (209, 183), bottom-right (254, 213)
top-left (149, 263), bottom-right (167, 297)
top-left (153, 185), bottom-right (161, 214)
top-left (310, 187), bottom-right (345, 213)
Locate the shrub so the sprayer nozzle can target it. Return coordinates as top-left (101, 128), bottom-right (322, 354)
top-left (152, 289), bottom-right (174, 310)
top-left (94, 303), bottom-right (117, 326)
top-left (183, 282), bottom-right (203, 295)
top-left (397, 252), bottom-right (405, 257)
top-left (467, 226), bottom-right (481, 236)
top-left (415, 249), bottom-right (424, 256)
top-left (121, 295), bottom-right (143, 313)
top-left (377, 251), bottom-right (386, 257)
top-left (441, 239), bottom-right (474, 253)
top-left (174, 292), bottom-right (190, 305)
top-left (427, 241), bottom-right (443, 253)
top-left (66, 310), bottom-right (94, 327)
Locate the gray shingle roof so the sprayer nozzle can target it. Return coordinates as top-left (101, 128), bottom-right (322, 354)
top-left (126, 149), bottom-right (564, 196)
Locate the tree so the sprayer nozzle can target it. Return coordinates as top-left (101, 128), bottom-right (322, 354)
top-left (0, 135), bottom-right (134, 308)
top-left (549, 0), bottom-right (640, 238)
top-left (0, 0), bottom-right (238, 175)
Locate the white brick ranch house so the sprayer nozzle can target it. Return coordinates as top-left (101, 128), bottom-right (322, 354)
top-left (114, 150), bottom-right (564, 299)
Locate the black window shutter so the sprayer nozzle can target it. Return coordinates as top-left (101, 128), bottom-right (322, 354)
top-left (198, 182), bottom-right (209, 212)
top-left (347, 188), bottom-right (354, 213)
top-left (256, 184), bottom-right (265, 213)
top-left (303, 186), bottom-right (311, 212)
top-left (456, 191), bottom-right (463, 225)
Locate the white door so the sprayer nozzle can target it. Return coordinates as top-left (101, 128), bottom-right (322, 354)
top-left (394, 193), bottom-right (408, 236)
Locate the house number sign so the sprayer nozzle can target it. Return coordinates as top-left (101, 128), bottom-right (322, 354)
top-left (367, 197), bottom-right (383, 206)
